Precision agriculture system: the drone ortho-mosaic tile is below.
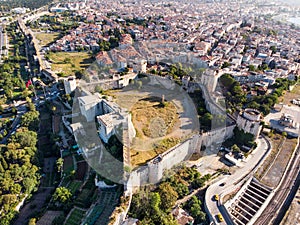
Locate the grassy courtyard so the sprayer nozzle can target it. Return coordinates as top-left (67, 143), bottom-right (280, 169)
top-left (131, 96), bottom-right (179, 138)
top-left (129, 96), bottom-right (181, 166)
top-left (46, 51), bottom-right (93, 77)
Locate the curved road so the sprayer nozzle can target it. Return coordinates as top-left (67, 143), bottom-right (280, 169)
top-left (205, 135), bottom-right (270, 224)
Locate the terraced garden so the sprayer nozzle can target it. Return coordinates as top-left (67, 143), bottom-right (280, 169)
top-left (82, 189), bottom-right (121, 225)
top-left (64, 208), bottom-right (86, 225)
top-left (67, 180), bottom-right (82, 194)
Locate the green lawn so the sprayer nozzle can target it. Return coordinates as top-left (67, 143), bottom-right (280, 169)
top-left (47, 52), bottom-right (93, 77)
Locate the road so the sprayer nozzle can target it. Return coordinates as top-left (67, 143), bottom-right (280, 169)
top-left (0, 104), bottom-right (27, 144)
top-left (255, 144), bottom-right (300, 225)
top-left (0, 25), bottom-right (6, 63)
top-left (205, 135), bottom-right (270, 224)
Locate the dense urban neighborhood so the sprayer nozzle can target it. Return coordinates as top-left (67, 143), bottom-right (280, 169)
top-left (0, 0), bottom-right (299, 225)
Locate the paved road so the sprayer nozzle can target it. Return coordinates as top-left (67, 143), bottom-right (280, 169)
top-left (205, 135), bottom-right (270, 224)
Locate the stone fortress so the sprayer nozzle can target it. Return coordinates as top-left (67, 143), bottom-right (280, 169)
top-left (68, 42), bottom-right (262, 193)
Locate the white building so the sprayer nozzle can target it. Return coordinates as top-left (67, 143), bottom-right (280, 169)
top-left (64, 76), bottom-right (77, 94)
top-left (79, 93), bottom-right (103, 122)
top-left (236, 108), bottom-right (263, 138)
top-left (78, 92), bottom-right (136, 143)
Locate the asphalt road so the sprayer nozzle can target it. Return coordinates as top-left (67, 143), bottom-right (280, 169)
top-left (205, 135), bottom-right (270, 224)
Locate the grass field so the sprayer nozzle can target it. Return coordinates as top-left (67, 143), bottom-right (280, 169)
top-left (63, 155), bottom-right (74, 175)
top-left (47, 51), bottom-right (93, 77)
top-left (35, 32), bottom-right (60, 47)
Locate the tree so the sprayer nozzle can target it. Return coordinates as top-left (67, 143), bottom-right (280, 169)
top-left (94, 85), bottom-right (103, 94)
top-left (157, 183), bottom-right (178, 212)
top-left (220, 74), bottom-right (235, 88)
top-left (21, 110), bottom-right (39, 130)
top-left (28, 218), bottom-right (36, 225)
top-left (14, 130), bottom-right (37, 148)
top-left (56, 158), bottom-right (64, 173)
top-left (53, 187), bottom-right (72, 203)
top-left (232, 144), bottom-right (241, 153)
top-left (221, 61), bottom-right (231, 69)
top-left (198, 211), bottom-right (206, 222)
top-left (248, 64), bottom-right (256, 71)
top-left (200, 112), bottom-right (212, 127)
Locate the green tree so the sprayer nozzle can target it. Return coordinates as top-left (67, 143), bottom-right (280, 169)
top-left (28, 218), bottom-right (36, 225)
top-left (232, 144), bottom-right (241, 153)
top-left (248, 64), bottom-right (256, 71)
top-left (157, 183), bottom-right (178, 212)
top-left (56, 158), bottom-right (64, 173)
top-left (14, 130), bottom-right (37, 148)
top-left (21, 110), bottom-right (39, 130)
top-left (53, 187), bottom-right (72, 203)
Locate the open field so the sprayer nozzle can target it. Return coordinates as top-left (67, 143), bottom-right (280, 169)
top-left (67, 180), bottom-right (82, 194)
top-left (35, 32), bottom-right (60, 47)
top-left (63, 155), bottom-right (74, 175)
top-left (279, 82), bottom-right (300, 105)
top-left (47, 52), bottom-right (93, 76)
top-left (114, 94), bottom-right (182, 166)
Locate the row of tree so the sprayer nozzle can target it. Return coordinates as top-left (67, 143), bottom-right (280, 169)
top-left (0, 104), bottom-right (40, 225)
top-left (0, 22), bottom-right (30, 102)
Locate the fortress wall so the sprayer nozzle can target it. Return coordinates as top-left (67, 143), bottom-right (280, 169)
top-left (130, 134), bottom-right (201, 187)
top-left (125, 126), bottom-right (234, 192)
top-left (126, 166), bottom-right (149, 192)
top-left (202, 125), bottom-right (235, 147)
top-left (160, 138), bottom-right (191, 169)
